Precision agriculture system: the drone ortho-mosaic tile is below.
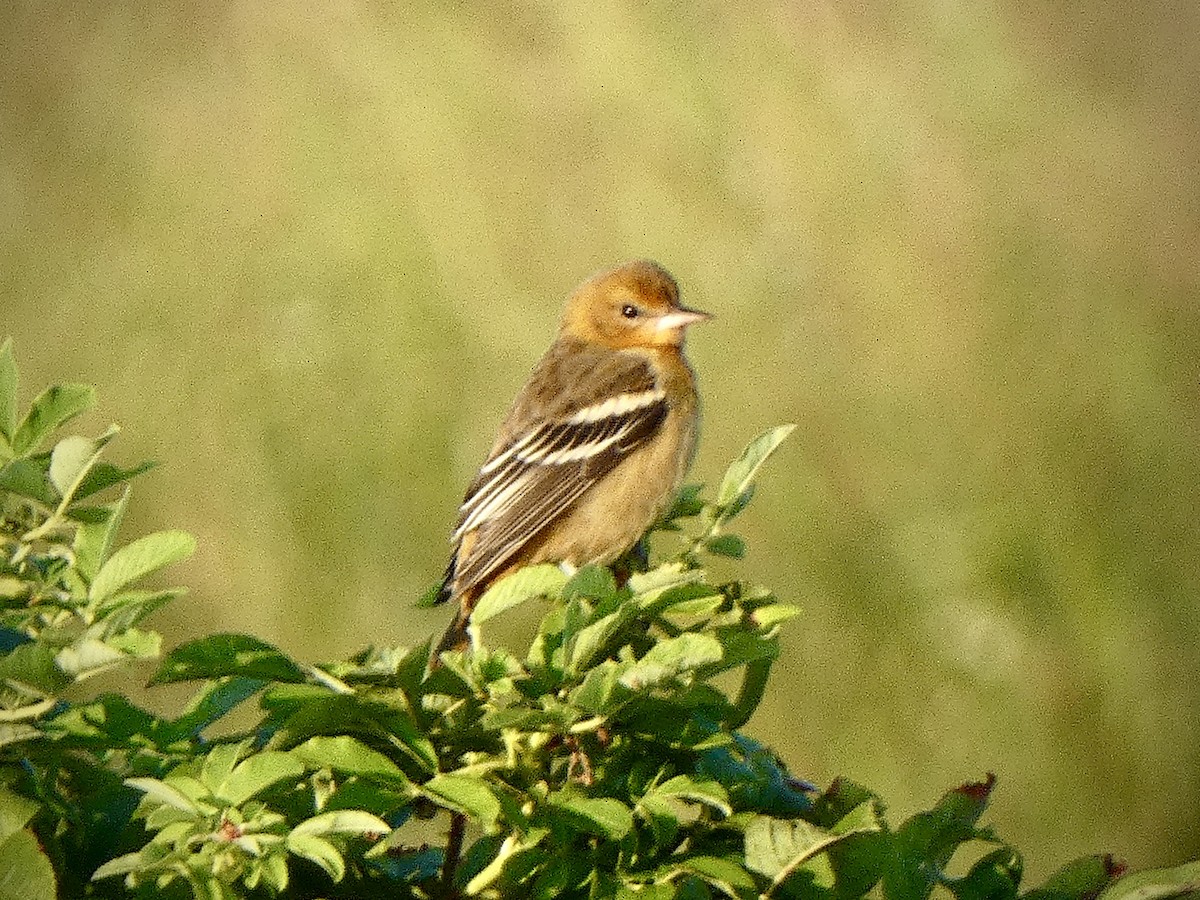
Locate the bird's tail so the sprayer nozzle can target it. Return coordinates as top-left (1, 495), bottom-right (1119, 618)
top-left (433, 604), bottom-right (471, 657)
top-left (429, 570), bottom-right (478, 667)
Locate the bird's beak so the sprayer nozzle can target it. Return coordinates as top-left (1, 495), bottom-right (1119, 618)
top-left (655, 307), bottom-right (713, 332)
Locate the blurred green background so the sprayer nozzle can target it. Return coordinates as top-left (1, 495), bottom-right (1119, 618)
top-left (3, 0), bottom-right (1198, 878)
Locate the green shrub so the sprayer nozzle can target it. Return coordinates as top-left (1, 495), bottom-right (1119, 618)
top-left (1, 338), bottom-right (1195, 900)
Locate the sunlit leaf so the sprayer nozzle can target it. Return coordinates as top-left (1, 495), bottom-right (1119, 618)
top-left (422, 774), bottom-right (501, 828)
top-left (151, 633), bottom-right (306, 684)
top-left (292, 736), bottom-right (413, 788)
top-left (89, 530), bottom-right (195, 603)
top-left (628, 562), bottom-right (706, 598)
top-left (751, 604), bottom-right (801, 630)
top-left (546, 794), bottom-right (633, 839)
top-left (676, 854), bottom-right (758, 894)
top-left (652, 775), bottom-right (732, 816)
top-left (12, 383), bottom-right (94, 456)
top-left (291, 809), bottom-right (391, 837)
top-left (200, 741), bottom-right (245, 793)
top-left (48, 435), bottom-right (97, 498)
top-left (715, 424), bottom-right (796, 516)
top-left (286, 833), bottom-right (345, 881)
top-left (0, 787), bottom-right (40, 842)
top-left (471, 564), bottom-right (568, 625)
top-left (73, 491), bottom-right (128, 582)
top-left (619, 633), bottom-right (723, 690)
top-left (0, 829), bottom-right (56, 900)
top-left (218, 751), bottom-right (305, 804)
top-left (566, 606), bottom-right (635, 674)
top-left (89, 850), bottom-right (146, 881)
top-left (126, 777), bottom-right (205, 813)
top-left (54, 638), bottom-right (129, 680)
top-left (562, 565), bottom-right (618, 603)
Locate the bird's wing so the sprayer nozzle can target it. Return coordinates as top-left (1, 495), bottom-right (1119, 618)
top-left (447, 346), bottom-right (668, 598)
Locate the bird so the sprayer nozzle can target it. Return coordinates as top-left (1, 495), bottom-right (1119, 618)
top-left (433, 259), bottom-right (710, 656)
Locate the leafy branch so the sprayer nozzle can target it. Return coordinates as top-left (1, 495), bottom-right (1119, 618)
top-left (0, 338), bottom-right (1194, 900)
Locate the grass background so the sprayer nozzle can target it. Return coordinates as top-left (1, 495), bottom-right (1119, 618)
top-left (3, 0), bottom-right (1198, 878)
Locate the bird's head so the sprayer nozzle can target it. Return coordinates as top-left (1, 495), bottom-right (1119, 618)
top-left (561, 259), bottom-right (711, 350)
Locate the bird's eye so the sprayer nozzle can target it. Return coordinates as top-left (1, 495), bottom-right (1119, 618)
top-left (620, 304), bottom-right (640, 319)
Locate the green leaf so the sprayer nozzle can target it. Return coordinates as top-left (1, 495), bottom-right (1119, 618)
top-left (200, 741), bottom-right (245, 792)
top-left (126, 776), bottom-right (205, 813)
top-left (1027, 855), bottom-right (1124, 900)
top-left (74, 459), bottom-right (156, 501)
top-left (167, 677), bottom-right (265, 739)
top-left (12, 383), bottom-right (94, 456)
top-left (751, 604), bottom-right (801, 631)
top-left (715, 424), bottom-right (796, 515)
top-left (0, 787), bottom-right (40, 842)
top-left (0, 643), bottom-right (70, 695)
top-left (45, 694), bottom-right (161, 747)
top-left (664, 593), bottom-right (726, 618)
top-left (0, 829), bottom-right (57, 900)
top-left (569, 660), bottom-right (633, 714)
top-left (885, 775), bottom-right (996, 900)
top-left (949, 846), bottom-right (1021, 900)
top-left (258, 854), bottom-right (290, 893)
top-left (0, 724), bottom-right (44, 748)
top-left (217, 751), bottom-right (305, 804)
top-left (705, 533), bottom-right (746, 559)
top-left (471, 564), bottom-right (568, 625)
top-left (562, 565), bottom-right (618, 603)
top-left (0, 339), bottom-right (17, 445)
top-left (292, 736), bottom-right (413, 787)
top-left (151, 633), bottom-right (306, 684)
top-left (652, 775), bottom-right (732, 816)
top-left (0, 458), bottom-right (56, 505)
top-left (422, 774), bottom-right (501, 828)
top-left (93, 591), bottom-right (177, 638)
top-left (286, 833), bottom-right (346, 882)
top-left (546, 794), bottom-right (633, 839)
top-left (636, 793), bottom-right (681, 848)
top-left (73, 490), bottom-right (129, 582)
top-left (566, 606), bottom-right (634, 674)
top-left (619, 633), bottom-right (724, 690)
top-left (55, 637), bottom-right (141, 680)
top-left (90, 850), bottom-right (146, 881)
top-left (1098, 860), bottom-right (1199, 900)
top-left (462, 831), bottom-right (547, 894)
top-left (48, 435), bottom-right (97, 498)
top-left (743, 806), bottom-right (883, 898)
top-left (89, 529), bottom-right (195, 603)
top-left (662, 482), bottom-right (706, 523)
top-left (291, 809), bottom-right (391, 837)
top-left (263, 691), bottom-right (437, 773)
top-left (628, 561), bottom-right (705, 597)
top-left (677, 855), bottom-right (758, 895)
top-left (728, 658), bottom-right (773, 730)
